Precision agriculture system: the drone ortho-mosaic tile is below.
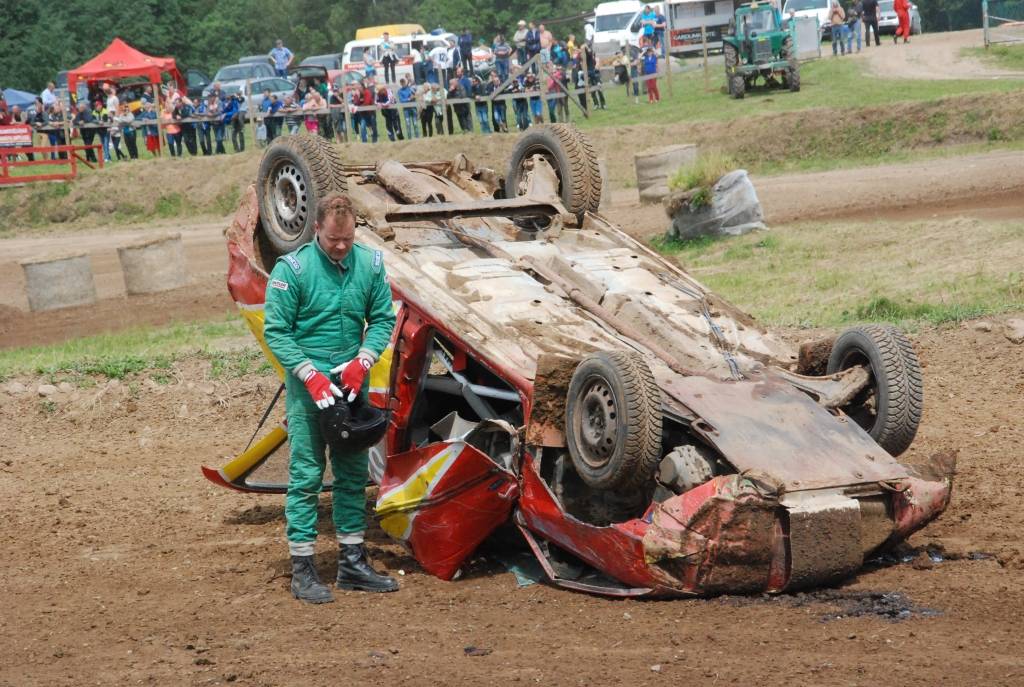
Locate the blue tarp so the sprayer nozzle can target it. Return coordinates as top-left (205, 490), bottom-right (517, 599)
top-left (2, 88), bottom-right (36, 109)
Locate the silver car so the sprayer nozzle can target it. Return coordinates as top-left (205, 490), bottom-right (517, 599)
top-left (202, 63), bottom-right (276, 99)
top-left (223, 77), bottom-right (297, 113)
top-left (877, 0), bottom-right (922, 35)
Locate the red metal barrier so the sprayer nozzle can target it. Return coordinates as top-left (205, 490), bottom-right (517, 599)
top-left (0, 144), bottom-right (104, 185)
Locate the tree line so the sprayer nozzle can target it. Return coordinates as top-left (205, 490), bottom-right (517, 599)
top-left (0, 0), bottom-right (594, 92)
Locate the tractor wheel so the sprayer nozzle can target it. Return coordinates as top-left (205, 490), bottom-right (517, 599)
top-left (826, 325), bottom-right (923, 456)
top-left (565, 351), bottom-right (663, 492)
top-left (505, 124), bottom-right (602, 222)
top-left (256, 134), bottom-right (347, 258)
top-left (731, 74), bottom-right (746, 99)
top-left (788, 65), bottom-right (801, 92)
top-left (724, 43), bottom-right (739, 69)
top-left (781, 36), bottom-right (795, 61)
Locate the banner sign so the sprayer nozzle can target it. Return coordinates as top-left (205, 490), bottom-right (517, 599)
top-left (0, 124), bottom-right (33, 148)
top-left (670, 24), bottom-right (727, 48)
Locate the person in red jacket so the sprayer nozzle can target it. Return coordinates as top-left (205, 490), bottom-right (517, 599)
top-left (893, 0), bottom-right (911, 43)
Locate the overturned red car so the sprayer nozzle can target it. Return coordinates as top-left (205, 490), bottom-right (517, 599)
top-left (205, 127), bottom-right (953, 597)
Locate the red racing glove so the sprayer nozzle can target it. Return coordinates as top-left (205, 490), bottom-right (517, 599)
top-left (331, 355), bottom-right (372, 403)
top-left (301, 368), bottom-right (342, 410)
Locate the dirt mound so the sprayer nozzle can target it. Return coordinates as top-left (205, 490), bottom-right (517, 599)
top-left (1, 315), bottom-right (1023, 685)
top-left (3, 90), bottom-right (1023, 234)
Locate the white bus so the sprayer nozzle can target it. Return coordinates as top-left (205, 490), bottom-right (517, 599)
top-left (665, 0), bottom-right (736, 55)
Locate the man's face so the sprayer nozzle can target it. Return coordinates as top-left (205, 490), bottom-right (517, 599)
top-left (276, 40), bottom-right (283, 48)
top-left (316, 213), bottom-right (356, 262)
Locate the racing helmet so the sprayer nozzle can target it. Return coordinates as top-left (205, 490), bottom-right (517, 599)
top-left (318, 398), bottom-right (388, 452)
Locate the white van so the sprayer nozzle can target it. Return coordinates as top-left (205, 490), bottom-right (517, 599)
top-left (342, 32), bottom-right (456, 84)
top-left (782, 0), bottom-right (831, 39)
top-left (591, 1), bottom-right (665, 64)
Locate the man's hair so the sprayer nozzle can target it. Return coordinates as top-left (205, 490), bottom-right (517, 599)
top-left (316, 192), bottom-right (355, 226)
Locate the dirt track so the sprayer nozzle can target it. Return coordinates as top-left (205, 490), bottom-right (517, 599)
top-left (2, 148), bottom-right (1022, 349)
top-left (2, 145), bottom-right (1024, 684)
top-left (1, 316), bottom-right (1023, 686)
top-left (857, 28), bottom-right (1024, 80)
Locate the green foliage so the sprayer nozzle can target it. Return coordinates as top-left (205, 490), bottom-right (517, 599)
top-left (669, 152), bottom-right (737, 192)
top-left (843, 296), bottom-right (989, 326)
top-left (0, 0), bottom-right (595, 91)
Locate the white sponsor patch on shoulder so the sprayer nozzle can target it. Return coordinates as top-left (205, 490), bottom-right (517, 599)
top-left (270, 279), bottom-right (289, 291)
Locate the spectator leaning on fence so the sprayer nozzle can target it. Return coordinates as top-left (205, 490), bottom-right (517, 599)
top-left (270, 39), bottom-right (294, 77)
top-left (397, 78), bottom-right (418, 138)
top-left (488, 71), bottom-right (508, 132)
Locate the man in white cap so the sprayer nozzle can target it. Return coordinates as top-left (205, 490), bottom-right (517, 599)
top-left (513, 20), bottom-right (529, 67)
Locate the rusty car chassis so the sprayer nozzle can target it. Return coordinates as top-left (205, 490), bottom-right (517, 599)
top-left (207, 126), bottom-right (953, 597)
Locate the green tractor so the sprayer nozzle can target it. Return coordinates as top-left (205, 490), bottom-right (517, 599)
top-left (723, 2), bottom-right (800, 99)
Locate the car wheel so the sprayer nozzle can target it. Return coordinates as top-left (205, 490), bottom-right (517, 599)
top-left (826, 325), bottom-right (923, 456)
top-left (256, 134), bottom-right (347, 259)
top-left (504, 124), bottom-right (602, 222)
top-left (565, 351), bottom-right (663, 492)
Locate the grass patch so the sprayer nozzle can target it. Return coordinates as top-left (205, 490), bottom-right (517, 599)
top-left (576, 57), bottom-right (1024, 130)
top-left (650, 217), bottom-right (1024, 328)
top-left (964, 44), bottom-right (1024, 71)
top-left (0, 315), bottom-right (254, 379)
top-left (669, 152), bottom-right (737, 192)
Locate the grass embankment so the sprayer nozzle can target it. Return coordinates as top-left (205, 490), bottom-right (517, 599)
top-left (652, 217), bottom-right (1024, 328)
top-left (2, 56), bottom-right (1023, 235)
top-left (964, 43), bottom-right (1024, 71)
top-left (0, 315), bottom-right (265, 381)
top-left (578, 56), bottom-right (1023, 128)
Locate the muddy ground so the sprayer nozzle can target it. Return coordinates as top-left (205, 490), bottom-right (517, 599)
top-left (2, 148), bottom-right (1023, 348)
top-left (2, 117), bottom-right (1024, 685)
top-left (1, 314), bottom-right (1023, 687)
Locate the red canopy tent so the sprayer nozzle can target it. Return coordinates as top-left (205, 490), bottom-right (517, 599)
top-left (66, 37), bottom-right (185, 92)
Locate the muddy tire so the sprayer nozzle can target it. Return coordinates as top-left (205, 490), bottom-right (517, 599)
top-left (504, 124), bottom-right (602, 221)
top-left (781, 36), bottom-right (795, 61)
top-left (256, 134), bottom-right (347, 258)
top-left (565, 351), bottom-right (663, 491)
top-left (827, 325), bottom-right (923, 456)
top-left (788, 65), bottom-right (801, 92)
top-left (730, 74), bottom-right (746, 99)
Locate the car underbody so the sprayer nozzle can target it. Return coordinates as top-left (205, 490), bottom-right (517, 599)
top-left (208, 126), bottom-right (954, 597)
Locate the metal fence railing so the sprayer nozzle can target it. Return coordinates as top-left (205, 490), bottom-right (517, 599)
top-left (983, 0), bottom-right (1024, 46)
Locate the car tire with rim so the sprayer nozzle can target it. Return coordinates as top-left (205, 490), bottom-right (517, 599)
top-left (504, 124), bottom-right (602, 222)
top-left (826, 325), bottom-right (923, 456)
top-left (565, 351), bottom-right (663, 491)
top-left (256, 134), bottom-right (347, 258)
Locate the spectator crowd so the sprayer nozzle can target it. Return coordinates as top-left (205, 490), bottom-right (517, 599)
top-left (2, 13), bottom-right (672, 162)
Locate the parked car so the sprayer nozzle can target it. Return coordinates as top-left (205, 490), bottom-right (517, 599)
top-left (299, 53), bottom-right (344, 85)
top-left (221, 76), bottom-right (295, 113)
top-left (203, 63), bottom-right (276, 98)
top-left (877, 0), bottom-right (923, 35)
top-left (342, 32), bottom-right (455, 84)
top-left (185, 68), bottom-right (211, 100)
top-left (207, 126), bottom-right (954, 598)
top-left (238, 54), bottom-right (275, 66)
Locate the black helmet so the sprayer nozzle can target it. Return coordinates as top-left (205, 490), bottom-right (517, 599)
top-left (318, 397), bottom-right (387, 452)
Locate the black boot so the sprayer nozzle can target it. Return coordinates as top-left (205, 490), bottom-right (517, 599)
top-left (336, 543), bottom-right (399, 593)
top-left (290, 555), bottom-right (334, 604)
